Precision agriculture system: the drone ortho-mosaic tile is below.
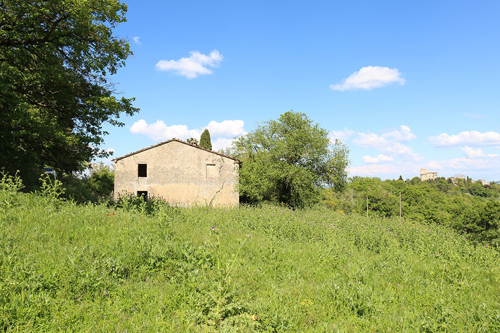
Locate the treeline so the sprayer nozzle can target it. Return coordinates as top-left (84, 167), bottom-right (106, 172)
top-left (324, 176), bottom-right (500, 243)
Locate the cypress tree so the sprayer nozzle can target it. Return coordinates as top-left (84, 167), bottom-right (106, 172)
top-left (200, 129), bottom-right (212, 150)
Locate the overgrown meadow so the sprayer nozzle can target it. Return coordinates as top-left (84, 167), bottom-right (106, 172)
top-left (1, 176), bottom-right (500, 332)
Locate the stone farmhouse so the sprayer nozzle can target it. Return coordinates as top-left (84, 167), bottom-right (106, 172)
top-left (420, 168), bottom-right (438, 181)
top-left (112, 139), bottom-right (240, 207)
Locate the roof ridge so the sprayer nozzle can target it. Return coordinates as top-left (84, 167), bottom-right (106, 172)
top-left (111, 138), bottom-right (240, 163)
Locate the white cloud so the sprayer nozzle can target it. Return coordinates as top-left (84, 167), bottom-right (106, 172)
top-left (130, 119), bottom-right (201, 141)
top-left (427, 156), bottom-right (500, 172)
top-left (206, 120), bottom-right (246, 137)
top-left (349, 162), bottom-right (418, 176)
top-left (350, 155), bottom-right (500, 178)
top-left (429, 131), bottom-right (500, 147)
top-left (330, 128), bottom-right (354, 142)
top-left (130, 119), bottom-right (246, 150)
top-left (381, 125), bottom-right (416, 142)
top-left (352, 132), bottom-right (389, 149)
top-left (353, 131), bottom-right (422, 161)
top-left (105, 148), bottom-right (115, 154)
top-left (212, 138), bottom-right (237, 151)
top-left (462, 146), bottom-right (498, 158)
top-left (155, 50), bottom-right (223, 79)
top-left (383, 142), bottom-right (423, 161)
top-left (330, 66), bottom-right (405, 91)
top-left (427, 162), bottom-right (443, 170)
top-left (362, 154), bottom-right (394, 164)
top-left (132, 36), bottom-right (141, 45)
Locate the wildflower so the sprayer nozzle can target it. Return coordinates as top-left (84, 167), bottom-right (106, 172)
top-left (211, 226), bottom-right (215, 230)
top-left (113, 213), bottom-right (115, 215)
top-left (486, 245), bottom-right (489, 248)
top-left (248, 234), bottom-right (252, 237)
top-left (107, 214), bottom-right (109, 216)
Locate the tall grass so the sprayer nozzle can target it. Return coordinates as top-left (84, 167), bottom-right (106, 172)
top-left (1, 175), bottom-right (499, 331)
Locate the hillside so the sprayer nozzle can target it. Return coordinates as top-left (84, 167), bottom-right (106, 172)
top-left (325, 176), bottom-right (500, 244)
top-left (1, 177), bottom-right (500, 331)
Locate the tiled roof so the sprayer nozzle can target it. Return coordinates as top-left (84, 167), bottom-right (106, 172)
top-left (111, 138), bottom-right (241, 163)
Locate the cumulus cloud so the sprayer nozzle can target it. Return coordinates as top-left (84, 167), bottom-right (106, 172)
top-left (132, 36), bottom-right (141, 45)
top-left (330, 66), bottom-right (405, 91)
top-left (381, 125), bottom-right (416, 142)
top-left (353, 131), bottom-right (422, 161)
top-left (129, 119), bottom-right (245, 150)
top-left (350, 155), bottom-right (500, 178)
top-left (212, 138), bottom-right (237, 151)
top-left (330, 128), bottom-right (354, 142)
top-left (130, 120), bottom-right (201, 141)
top-left (155, 50), bottom-right (223, 79)
top-left (352, 133), bottom-right (389, 149)
top-left (206, 120), bottom-right (246, 137)
top-left (349, 162), bottom-right (418, 176)
top-left (429, 131), bottom-right (500, 147)
top-left (427, 156), bottom-right (500, 172)
top-left (362, 154), bottom-right (394, 164)
top-left (462, 146), bottom-right (498, 159)
top-left (427, 162), bottom-right (443, 170)
top-left (384, 142), bottom-right (423, 160)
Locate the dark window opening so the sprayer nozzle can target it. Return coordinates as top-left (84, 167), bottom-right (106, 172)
top-left (137, 191), bottom-right (148, 199)
top-left (138, 164), bottom-right (147, 177)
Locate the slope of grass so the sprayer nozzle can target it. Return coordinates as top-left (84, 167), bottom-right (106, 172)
top-left (1, 183), bottom-right (500, 331)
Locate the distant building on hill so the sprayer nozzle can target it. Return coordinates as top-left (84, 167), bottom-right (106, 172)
top-left (420, 168), bottom-right (438, 181)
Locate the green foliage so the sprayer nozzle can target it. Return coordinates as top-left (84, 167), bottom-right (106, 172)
top-left (0, 0), bottom-right (138, 185)
top-left (0, 170), bottom-right (24, 193)
top-left (325, 176), bottom-right (500, 243)
top-left (55, 163), bottom-right (114, 203)
top-left (37, 174), bottom-right (65, 201)
top-left (199, 129), bottom-right (212, 150)
top-left (186, 137), bottom-right (198, 145)
top-left (1, 180), bottom-right (500, 331)
top-left (232, 111), bottom-right (350, 208)
top-left (85, 162), bottom-right (115, 198)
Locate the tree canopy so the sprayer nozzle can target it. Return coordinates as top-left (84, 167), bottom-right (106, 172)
top-left (199, 129), bottom-right (212, 150)
top-left (324, 176), bottom-right (500, 243)
top-left (0, 0), bottom-right (138, 184)
top-left (231, 111), bottom-right (350, 208)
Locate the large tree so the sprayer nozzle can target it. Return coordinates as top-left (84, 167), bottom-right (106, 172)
top-left (0, 0), bottom-right (138, 184)
top-left (231, 111), bottom-right (350, 208)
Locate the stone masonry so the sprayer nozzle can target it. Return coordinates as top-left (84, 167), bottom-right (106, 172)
top-left (420, 168), bottom-right (438, 181)
top-left (113, 139), bottom-right (240, 207)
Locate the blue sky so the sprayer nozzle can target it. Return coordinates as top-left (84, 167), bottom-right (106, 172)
top-left (103, 0), bottom-right (500, 181)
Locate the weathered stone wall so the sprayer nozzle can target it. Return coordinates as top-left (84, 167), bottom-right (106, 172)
top-left (114, 141), bottom-right (239, 207)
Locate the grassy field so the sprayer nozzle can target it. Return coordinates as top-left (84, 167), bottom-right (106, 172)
top-left (1, 178), bottom-right (500, 332)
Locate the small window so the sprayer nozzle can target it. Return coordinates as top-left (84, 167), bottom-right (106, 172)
top-left (137, 191), bottom-right (148, 199)
top-left (138, 164), bottom-right (147, 177)
top-left (206, 164), bottom-right (216, 179)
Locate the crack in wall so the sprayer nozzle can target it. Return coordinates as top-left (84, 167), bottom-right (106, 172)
top-left (209, 179), bottom-right (226, 207)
